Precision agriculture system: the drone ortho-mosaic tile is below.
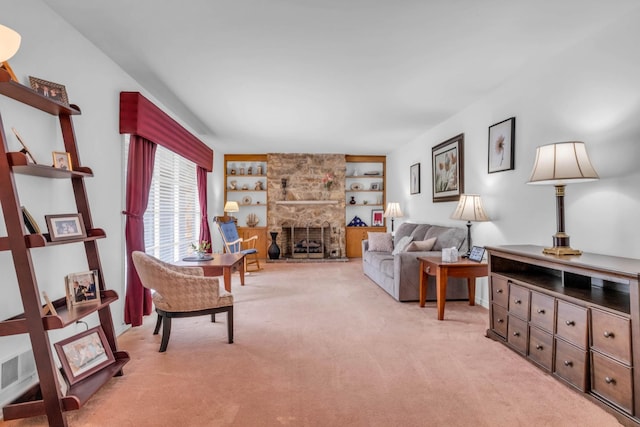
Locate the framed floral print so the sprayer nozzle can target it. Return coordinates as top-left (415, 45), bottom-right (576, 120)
top-left (432, 133), bottom-right (464, 202)
top-left (488, 117), bottom-right (515, 173)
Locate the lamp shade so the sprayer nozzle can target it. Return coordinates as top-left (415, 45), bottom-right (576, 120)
top-left (224, 201), bottom-right (239, 213)
top-left (383, 202), bottom-right (403, 218)
top-left (528, 141), bottom-right (599, 185)
top-left (450, 194), bottom-right (490, 222)
top-left (0, 24), bottom-right (21, 62)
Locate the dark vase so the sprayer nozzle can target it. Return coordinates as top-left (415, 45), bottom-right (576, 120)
top-left (268, 231), bottom-right (280, 260)
top-left (349, 196), bottom-right (356, 205)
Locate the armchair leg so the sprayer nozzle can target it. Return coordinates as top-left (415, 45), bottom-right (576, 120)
top-left (227, 306), bottom-right (234, 344)
top-left (211, 313), bottom-right (216, 323)
top-left (153, 313), bottom-right (162, 335)
top-left (159, 315), bottom-right (172, 352)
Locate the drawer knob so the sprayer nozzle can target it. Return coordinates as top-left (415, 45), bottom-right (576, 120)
top-left (426, 266), bottom-right (431, 273)
top-left (565, 320), bottom-right (575, 326)
top-left (605, 377), bottom-right (616, 385)
top-left (496, 289), bottom-right (503, 294)
top-left (497, 318), bottom-right (504, 324)
top-left (514, 299), bottom-right (521, 304)
top-left (535, 344), bottom-right (543, 350)
top-left (603, 331), bottom-right (614, 338)
top-left (537, 309), bottom-right (545, 314)
top-left (513, 331), bottom-right (520, 337)
top-left (563, 360), bottom-right (573, 367)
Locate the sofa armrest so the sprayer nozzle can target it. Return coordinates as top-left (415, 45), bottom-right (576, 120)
top-left (362, 239), bottom-right (370, 253)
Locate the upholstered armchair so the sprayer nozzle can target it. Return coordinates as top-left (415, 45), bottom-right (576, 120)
top-left (131, 251), bottom-right (234, 352)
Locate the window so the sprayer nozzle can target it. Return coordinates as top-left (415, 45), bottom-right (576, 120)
top-left (124, 139), bottom-right (200, 262)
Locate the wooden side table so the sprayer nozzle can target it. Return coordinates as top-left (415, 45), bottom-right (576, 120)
top-left (174, 253), bottom-right (245, 292)
top-left (418, 256), bottom-right (488, 320)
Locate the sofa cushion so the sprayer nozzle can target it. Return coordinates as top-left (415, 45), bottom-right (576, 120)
top-left (409, 224), bottom-right (432, 242)
top-left (425, 226), bottom-right (466, 251)
top-left (394, 223), bottom-right (417, 245)
top-left (368, 232), bottom-right (393, 252)
top-left (405, 237), bottom-right (437, 252)
top-left (391, 235), bottom-right (413, 255)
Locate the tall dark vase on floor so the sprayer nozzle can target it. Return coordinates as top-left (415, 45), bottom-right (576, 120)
top-left (268, 231), bottom-right (280, 260)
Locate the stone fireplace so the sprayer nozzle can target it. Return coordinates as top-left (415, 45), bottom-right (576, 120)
top-left (267, 154), bottom-right (346, 259)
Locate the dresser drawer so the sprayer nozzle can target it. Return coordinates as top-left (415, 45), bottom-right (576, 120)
top-left (508, 283), bottom-right (530, 320)
top-left (528, 326), bottom-right (553, 371)
top-left (556, 301), bottom-right (588, 349)
top-left (490, 274), bottom-right (509, 308)
top-left (591, 351), bottom-right (633, 414)
top-left (554, 338), bottom-right (588, 392)
top-left (491, 303), bottom-right (508, 339)
top-left (530, 291), bottom-right (555, 332)
top-left (507, 315), bottom-right (528, 355)
top-left (591, 308), bottom-right (631, 365)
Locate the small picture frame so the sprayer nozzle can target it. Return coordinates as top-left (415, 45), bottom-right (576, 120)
top-left (468, 246), bottom-right (486, 262)
top-left (52, 151), bottom-right (72, 171)
top-left (371, 209), bottom-right (384, 227)
top-left (54, 326), bottom-right (115, 386)
top-left (21, 206), bottom-right (41, 234)
top-left (410, 163), bottom-right (420, 195)
top-left (488, 117), bottom-right (516, 173)
top-left (65, 270), bottom-right (100, 308)
top-left (12, 127), bottom-right (37, 164)
top-left (45, 213), bottom-right (86, 241)
top-left (370, 182), bottom-right (380, 191)
top-left (28, 76), bottom-right (69, 105)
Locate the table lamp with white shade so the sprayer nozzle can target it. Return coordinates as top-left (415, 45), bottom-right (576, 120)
top-left (383, 202), bottom-right (403, 233)
top-left (224, 201), bottom-right (239, 222)
top-left (450, 194), bottom-right (491, 257)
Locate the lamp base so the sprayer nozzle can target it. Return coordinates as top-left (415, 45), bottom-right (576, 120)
top-left (542, 246), bottom-right (582, 256)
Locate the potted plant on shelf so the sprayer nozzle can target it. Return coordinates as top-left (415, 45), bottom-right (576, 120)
top-left (190, 240), bottom-right (211, 259)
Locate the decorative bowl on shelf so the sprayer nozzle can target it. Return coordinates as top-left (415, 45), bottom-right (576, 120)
top-left (350, 182), bottom-right (363, 190)
top-left (242, 195), bottom-right (252, 205)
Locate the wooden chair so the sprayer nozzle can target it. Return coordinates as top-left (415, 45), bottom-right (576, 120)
top-left (131, 251), bottom-right (233, 352)
top-left (215, 217), bottom-right (261, 272)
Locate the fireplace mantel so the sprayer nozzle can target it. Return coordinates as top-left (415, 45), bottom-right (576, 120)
top-left (276, 200), bottom-right (338, 205)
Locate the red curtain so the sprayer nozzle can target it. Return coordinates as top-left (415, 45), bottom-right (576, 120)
top-left (197, 166), bottom-right (212, 252)
top-left (123, 136), bottom-right (157, 326)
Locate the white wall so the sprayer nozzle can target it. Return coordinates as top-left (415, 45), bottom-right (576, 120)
top-left (386, 9), bottom-right (640, 306)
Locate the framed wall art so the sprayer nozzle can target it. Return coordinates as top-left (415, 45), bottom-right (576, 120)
top-left (410, 163), bottom-right (420, 195)
top-left (28, 76), bottom-right (69, 105)
top-left (432, 133), bottom-right (464, 202)
top-left (54, 326), bottom-right (115, 386)
top-left (45, 213), bottom-right (86, 241)
top-left (488, 117), bottom-right (515, 173)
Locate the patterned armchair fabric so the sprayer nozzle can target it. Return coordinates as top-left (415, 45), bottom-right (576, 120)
top-left (131, 251), bottom-right (233, 351)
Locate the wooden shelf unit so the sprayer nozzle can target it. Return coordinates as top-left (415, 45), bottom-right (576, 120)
top-left (0, 68), bottom-right (128, 426)
top-left (486, 245), bottom-right (640, 426)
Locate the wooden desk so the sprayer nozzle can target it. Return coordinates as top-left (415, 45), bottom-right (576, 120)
top-left (418, 256), bottom-right (488, 320)
top-left (175, 253), bottom-right (245, 292)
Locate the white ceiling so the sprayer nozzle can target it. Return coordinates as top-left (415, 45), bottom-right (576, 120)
top-left (46, 0), bottom-right (638, 155)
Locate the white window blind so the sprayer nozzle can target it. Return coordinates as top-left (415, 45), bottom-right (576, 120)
top-left (125, 140), bottom-right (200, 262)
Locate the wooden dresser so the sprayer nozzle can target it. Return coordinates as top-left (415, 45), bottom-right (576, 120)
top-left (486, 245), bottom-right (640, 425)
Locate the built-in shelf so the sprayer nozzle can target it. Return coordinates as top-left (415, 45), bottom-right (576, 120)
top-left (276, 200), bottom-right (339, 205)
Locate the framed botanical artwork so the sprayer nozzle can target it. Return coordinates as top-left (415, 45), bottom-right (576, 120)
top-left (65, 270), bottom-right (100, 309)
top-left (371, 209), bottom-right (384, 227)
top-left (432, 133), bottom-right (464, 202)
top-left (488, 117), bottom-right (516, 173)
top-left (410, 163), bottom-right (420, 195)
top-left (45, 213), bottom-right (86, 241)
top-left (54, 326), bottom-right (115, 386)
top-left (28, 76), bottom-right (69, 105)
top-left (52, 151), bottom-right (72, 170)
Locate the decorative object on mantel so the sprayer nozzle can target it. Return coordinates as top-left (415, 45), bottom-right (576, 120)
top-left (322, 172), bottom-right (335, 190)
top-left (450, 194), bottom-right (491, 257)
top-left (281, 177), bottom-right (288, 200)
top-left (246, 213), bottom-right (259, 227)
top-left (224, 201), bottom-right (239, 222)
top-left (527, 141), bottom-right (598, 256)
top-left (268, 231), bottom-right (280, 259)
top-left (383, 202), bottom-right (403, 232)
